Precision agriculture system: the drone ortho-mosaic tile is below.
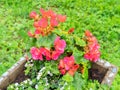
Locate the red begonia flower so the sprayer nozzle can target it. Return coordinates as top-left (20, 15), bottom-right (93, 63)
top-left (38, 18), bottom-right (48, 28)
top-left (34, 21), bottom-right (40, 28)
top-left (40, 47), bottom-right (51, 60)
top-left (57, 14), bottom-right (66, 22)
top-left (28, 31), bottom-right (34, 37)
top-left (68, 28), bottom-right (74, 34)
top-left (50, 18), bottom-right (58, 27)
top-left (68, 64), bottom-right (79, 76)
top-left (84, 30), bottom-right (100, 62)
top-left (30, 47), bottom-right (43, 60)
top-left (58, 59), bottom-right (65, 69)
top-left (51, 51), bottom-right (61, 60)
top-left (47, 10), bottom-right (57, 18)
top-left (29, 11), bottom-right (37, 19)
top-left (85, 30), bottom-right (93, 37)
top-left (54, 36), bottom-right (66, 53)
top-left (63, 56), bottom-right (75, 70)
top-left (35, 28), bottom-right (42, 35)
top-left (59, 69), bottom-right (66, 75)
top-left (40, 8), bottom-right (48, 18)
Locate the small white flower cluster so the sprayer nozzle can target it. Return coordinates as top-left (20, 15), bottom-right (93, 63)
top-left (25, 60), bottom-right (33, 67)
top-left (47, 71), bottom-right (53, 76)
top-left (35, 84), bottom-right (38, 89)
top-left (37, 67), bottom-right (46, 80)
top-left (23, 79), bottom-right (33, 85)
top-left (60, 82), bottom-right (68, 90)
top-left (44, 77), bottom-right (49, 86)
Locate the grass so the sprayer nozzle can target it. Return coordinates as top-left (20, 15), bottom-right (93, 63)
top-left (0, 0), bottom-right (120, 89)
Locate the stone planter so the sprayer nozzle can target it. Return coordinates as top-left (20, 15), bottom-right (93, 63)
top-left (90, 59), bottom-right (118, 86)
top-left (0, 57), bottom-right (118, 90)
top-left (0, 57), bottom-right (26, 90)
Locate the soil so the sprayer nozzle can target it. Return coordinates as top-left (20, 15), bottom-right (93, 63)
top-left (88, 68), bottom-right (107, 83)
top-left (13, 68), bottom-right (29, 84)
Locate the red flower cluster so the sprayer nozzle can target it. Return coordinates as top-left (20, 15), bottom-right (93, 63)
top-left (30, 37), bottom-right (66, 60)
top-left (28, 8), bottom-right (66, 37)
top-left (68, 28), bottom-right (74, 34)
top-left (58, 56), bottom-right (79, 76)
top-left (84, 30), bottom-right (100, 62)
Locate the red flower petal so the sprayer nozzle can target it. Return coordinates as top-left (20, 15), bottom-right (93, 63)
top-left (58, 59), bottom-right (65, 69)
top-left (85, 30), bottom-right (93, 37)
top-left (38, 18), bottom-right (48, 28)
top-left (28, 31), bottom-right (34, 37)
top-left (60, 69), bottom-right (66, 75)
top-left (57, 15), bottom-right (66, 22)
top-left (29, 11), bottom-right (37, 19)
top-left (50, 18), bottom-right (58, 27)
top-left (30, 47), bottom-right (43, 60)
top-left (51, 51), bottom-right (61, 60)
top-left (54, 36), bottom-right (66, 53)
top-left (68, 28), bottom-right (74, 34)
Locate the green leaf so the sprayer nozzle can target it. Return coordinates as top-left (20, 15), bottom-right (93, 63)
top-left (73, 48), bottom-right (83, 64)
top-left (36, 33), bottom-right (57, 48)
top-left (75, 38), bottom-right (86, 46)
top-left (27, 87), bottom-right (33, 90)
top-left (62, 73), bottom-right (73, 82)
top-left (73, 72), bottom-right (86, 90)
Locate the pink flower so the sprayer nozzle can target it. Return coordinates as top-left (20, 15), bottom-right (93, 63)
top-left (29, 11), bottom-right (37, 19)
top-left (57, 14), bottom-right (66, 22)
top-left (35, 28), bottom-right (42, 35)
top-left (38, 18), bottom-right (48, 28)
top-left (58, 59), bottom-right (65, 69)
top-left (47, 9), bottom-right (57, 18)
top-left (68, 64), bottom-right (79, 76)
top-left (40, 47), bottom-right (51, 60)
top-left (63, 56), bottom-right (75, 70)
top-left (84, 30), bottom-right (100, 62)
top-left (51, 51), bottom-right (61, 60)
top-left (40, 8), bottom-right (57, 18)
top-left (30, 47), bottom-right (43, 60)
top-left (58, 56), bottom-right (79, 76)
top-left (84, 50), bottom-right (100, 62)
top-left (34, 21), bottom-right (40, 28)
top-left (54, 36), bottom-right (66, 53)
top-left (28, 31), bottom-right (34, 37)
top-left (50, 18), bottom-right (58, 27)
top-left (40, 8), bottom-right (48, 18)
top-left (59, 69), bottom-right (66, 75)
top-left (85, 30), bottom-right (93, 37)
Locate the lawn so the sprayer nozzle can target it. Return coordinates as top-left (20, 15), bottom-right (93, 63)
top-left (0, 0), bottom-right (120, 89)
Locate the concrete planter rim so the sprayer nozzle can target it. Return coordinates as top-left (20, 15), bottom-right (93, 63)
top-left (0, 57), bottom-right (118, 89)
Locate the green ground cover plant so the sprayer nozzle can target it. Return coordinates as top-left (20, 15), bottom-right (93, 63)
top-left (0, 0), bottom-right (120, 89)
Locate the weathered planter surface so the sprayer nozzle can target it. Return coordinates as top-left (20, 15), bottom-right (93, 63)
top-left (0, 57), bottom-right (118, 89)
top-left (0, 57), bottom-right (26, 90)
top-left (92, 59), bottom-right (118, 86)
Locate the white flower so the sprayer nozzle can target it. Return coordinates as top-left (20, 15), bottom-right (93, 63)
top-left (46, 82), bottom-right (49, 86)
top-left (15, 83), bottom-right (19, 86)
top-left (37, 76), bottom-right (40, 80)
top-left (15, 87), bottom-right (18, 90)
top-left (29, 64), bottom-right (33, 67)
top-left (29, 81), bottom-right (32, 85)
top-left (60, 82), bottom-right (67, 90)
top-left (10, 85), bottom-right (14, 88)
top-left (23, 80), bottom-right (27, 84)
top-left (40, 67), bottom-right (46, 72)
top-left (47, 71), bottom-right (53, 76)
top-left (25, 63), bottom-right (28, 67)
top-left (35, 85), bottom-right (38, 89)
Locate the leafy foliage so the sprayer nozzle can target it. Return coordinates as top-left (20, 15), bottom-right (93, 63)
top-left (0, 0), bottom-right (120, 89)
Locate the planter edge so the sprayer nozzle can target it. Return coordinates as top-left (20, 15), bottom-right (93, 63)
top-left (0, 56), bottom-right (27, 90)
